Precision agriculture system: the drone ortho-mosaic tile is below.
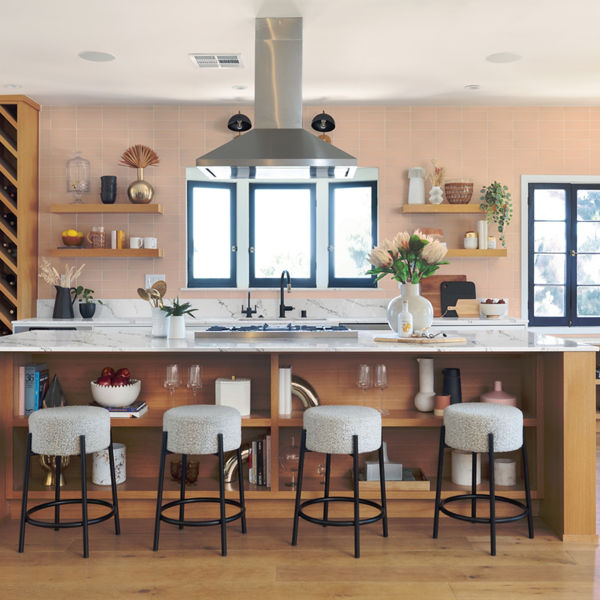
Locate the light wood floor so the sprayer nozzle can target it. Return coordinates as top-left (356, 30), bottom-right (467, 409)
top-left (0, 513), bottom-right (598, 600)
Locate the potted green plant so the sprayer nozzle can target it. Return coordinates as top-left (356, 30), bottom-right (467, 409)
top-left (72, 286), bottom-right (103, 319)
top-left (160, 297), bottom-right (197, 339)
top-left (480, 181), bottom-right (513, 247)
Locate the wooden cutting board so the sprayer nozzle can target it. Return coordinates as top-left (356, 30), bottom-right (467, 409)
top-left (420, 274), bottom-right (467, 317)
top-left (447, 298), bottom-right (480, 318)
top-left (373, 335), bottom-right (467, 344)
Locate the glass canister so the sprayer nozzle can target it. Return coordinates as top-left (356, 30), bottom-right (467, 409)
top-left (66, 152), bottom-right (90, 204)
top-left (86, 226), bottom-right (106, 248)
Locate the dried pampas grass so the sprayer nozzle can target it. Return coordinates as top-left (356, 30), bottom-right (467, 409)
top-left (119, 144), bottom-right (160, 169)
top-left (39, 258), bottom-right (85, 287)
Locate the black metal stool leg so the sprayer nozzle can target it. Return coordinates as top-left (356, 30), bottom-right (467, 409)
top-left (217, 433), bottom-right (227, 557)
top-left (18, 432), bottom-right (32, 553)
top-left (433, 425), bottom-right (446, 539)
top-left (471, 452), bottom-right (477, 520)
top-left (237, 446), bottom-right (247, 534)
top-left (153, 431), bottom-right (168, 551)
top-left (488, 433), bottom-right (496, 556)
top-left (179, 453), bottom-right (187, 530)
top-left (291, 428), bottom-right (307, 546)
top-left (352, 434), bottom-right (360, 559)
top-left (108, 438), bottom-right (121, 535)
top-left (54, 455), bottom-right (61, 531)
top-left (378, 443), bottom-right (388, 537)
top-left (323, 453), bottom-right (331, 525)
top-left (521, 428), bottom-right (534, 539)
top-left (80, 435), bottom-right (89, 558)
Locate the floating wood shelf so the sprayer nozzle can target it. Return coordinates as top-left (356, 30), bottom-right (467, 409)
top-left (50, 203), bottom-right (163, 214)
top-left (446, 248), bottom-right (507, 257)
top-left (50, 248), bottom-right (163, 258)
top-left (401, 204), bottom-right (484, 214)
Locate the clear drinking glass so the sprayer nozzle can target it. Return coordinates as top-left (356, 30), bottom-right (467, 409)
top-left (187, 364), bottom-right (203, 401)
top-left (357, 364), bottom-right (372, 391)
top-left (164, 364), bottom-right (181, 399)
top-left (374, 364), bottom-right (389, 415)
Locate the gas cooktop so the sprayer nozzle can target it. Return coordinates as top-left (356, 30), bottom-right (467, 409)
top-left (195, 323), bottom-right (358, 339)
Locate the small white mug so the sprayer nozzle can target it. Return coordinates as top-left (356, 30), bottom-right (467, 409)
top-left (129, 236), bottom-right (143, 249)
top-left (143, 237), bottom-right (157, 249)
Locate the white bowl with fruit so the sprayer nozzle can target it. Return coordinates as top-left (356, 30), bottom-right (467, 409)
top-left (479, 298), bottom-right (509, 319)
top-left (91, 367), bottom-right (141, 408)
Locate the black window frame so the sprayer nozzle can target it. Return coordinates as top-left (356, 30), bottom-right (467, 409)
top-left (187, 180), bottom-right (237, 288)
top-left (248, 182), bottom-right (317, 288)
top-left (528, 182), bottom-right (600, 327)
top-left (328, 180), bottom-right (378, 288)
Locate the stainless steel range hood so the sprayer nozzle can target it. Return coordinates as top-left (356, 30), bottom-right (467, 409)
top-left (196, 17), bottom-right (357, 178)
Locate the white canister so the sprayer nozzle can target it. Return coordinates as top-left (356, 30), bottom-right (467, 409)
top-left (151, 306), bottom-right (168, 337)
top-left (407, 167), bottom-right (426, 204)
top-left (167, 315), bottom-right (186, 339)
top-left (477, 220), bottom-right (488, 250)
top-left (215, 377), bottom-right (251, 416)
top-left (143, 237), bottom-right (158, 249)
top-left (129, 236), bottom-right (143, 249)
top-left (463, 232), bottom-right (478, 249)
top-left (494, 458), bottom-right (517, 486)
top-left (92, 443), bottom-right (126, 485)
top-left (451, 449), bottom-right (481, 487)
top-left (488, 236), bottom-right (497, 250)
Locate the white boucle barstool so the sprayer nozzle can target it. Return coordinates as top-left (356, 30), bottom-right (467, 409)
top-left (18, 406), bottom-right (121, 558)
top-left (153, 405), bottom-right (246, 556)
top-left (291, 405), bottom-right (388, 558)
top-left (433, 403), bottom-right (534, 556)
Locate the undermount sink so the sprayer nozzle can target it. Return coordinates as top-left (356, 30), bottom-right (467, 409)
top-left (194, 324), bottom-right (358, 340)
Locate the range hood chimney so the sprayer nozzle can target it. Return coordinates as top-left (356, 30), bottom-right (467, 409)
top-left (196, 17), bottom-right (357, 178)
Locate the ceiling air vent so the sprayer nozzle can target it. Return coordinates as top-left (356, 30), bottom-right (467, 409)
top-left (189, 54), bottom-right (243, 69)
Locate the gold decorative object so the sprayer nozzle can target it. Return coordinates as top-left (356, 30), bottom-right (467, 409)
top-left (119, 144), bottom-right (160, 204)
top-left (223, 447), bottom-right (250, 484)
top-left (40, 455), bottom-right (70, 487)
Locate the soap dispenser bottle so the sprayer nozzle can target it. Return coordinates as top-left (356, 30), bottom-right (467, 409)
top-left (397, 300), bottom-right (413, 337)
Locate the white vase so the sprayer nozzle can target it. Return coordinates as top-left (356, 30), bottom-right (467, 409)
top-left (151, 307), bottom-right (168, 338)
top-left (386, 283), bottom-right (434, 333)
top-left (429, 186), bottom-right (443, 204)
top-left (477, 220), bottom-right (488, 249)
top-left (92, 443), bottom-right (126, 485)
top-left (452, 450), bottom-right (481, 487)
top-left (414, 357), bottom-right (436, 412)
top-left (168, 315), bottom-right (186, 339)
top-left (408, 167), bottom-right (426, 204)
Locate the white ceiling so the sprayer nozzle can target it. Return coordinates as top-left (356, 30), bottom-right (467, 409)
top-left (3, 0), bottom-right (600, 106)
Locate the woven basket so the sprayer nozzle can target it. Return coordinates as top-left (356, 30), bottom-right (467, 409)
top-left (444, 182), bottom-right (473, 204)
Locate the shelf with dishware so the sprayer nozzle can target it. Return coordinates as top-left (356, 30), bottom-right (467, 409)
top-left (445, 248), bottom-right (507, 258)
top-left (50, 248), bottom-right (163, 258)
top-left (401, 204), bottom-right (484, 214)
top-left (50, 203), bottom-right (163, 214)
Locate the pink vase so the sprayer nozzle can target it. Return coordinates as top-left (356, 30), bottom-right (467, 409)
top-left (481, 380), bottom-right (516, 406)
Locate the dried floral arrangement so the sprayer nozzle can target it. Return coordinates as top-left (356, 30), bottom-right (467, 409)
top-left (427, 160), bottom-right (446, 187)
top-left (39, 257), bottom-right (85, 288)
top-left (119, 144), bottom-right (160, 169)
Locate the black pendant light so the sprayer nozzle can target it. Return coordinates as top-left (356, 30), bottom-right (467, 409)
top-left (311, 112), bottom-right (336, 133)
top-left (227, 112), bottom-right (252, 134)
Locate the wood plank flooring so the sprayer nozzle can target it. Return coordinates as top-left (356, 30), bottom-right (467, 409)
top-left (0, 515), bottom-right (597, 599)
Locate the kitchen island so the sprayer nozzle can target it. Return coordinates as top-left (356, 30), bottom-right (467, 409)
top-left (0, 328), bottom-right (595, 542)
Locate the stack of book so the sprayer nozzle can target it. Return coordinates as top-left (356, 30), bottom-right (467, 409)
top-left (17, 364), bottom-right (49, 416)
top-left (94, 399), bottom-right (148, 418)
top-left (248, 434), bottom-right (271, 488)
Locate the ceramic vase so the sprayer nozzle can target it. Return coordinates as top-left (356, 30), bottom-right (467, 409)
top-left (92, 443), bottom-right (126, 485)
top-left (52, 285), bottom-right (76, 319)
top-left (414, 357), bottom-right (436, 412)
top-left (429, 186), bottom-right (443, 204)
top-left (79, 303), bottom-right (96, 319)
top-left (167, 315), bottom-right (186, 339)
top-left (151, 307), bottom-right (168, 338)
top-left (127, 167), bottom-right (154, 204)
top-left (480, 380), bottom-right (517, 406)
top-left (407, 167), bottom-right (426, 204)
top-left (386, 283), bottom-right (434, 333)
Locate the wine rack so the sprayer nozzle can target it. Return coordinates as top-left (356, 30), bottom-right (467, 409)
top-left (0, 96), bottom-right (39, 334)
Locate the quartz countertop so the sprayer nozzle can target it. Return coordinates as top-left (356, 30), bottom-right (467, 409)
top-left (0, 328), bottom-right (593, 353)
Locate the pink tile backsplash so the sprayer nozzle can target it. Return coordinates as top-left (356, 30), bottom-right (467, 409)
top-left (37, 103), bottom-right (600, 316)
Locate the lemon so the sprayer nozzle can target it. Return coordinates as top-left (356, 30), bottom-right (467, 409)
top-left (66, 229), bottom-right (78, 236)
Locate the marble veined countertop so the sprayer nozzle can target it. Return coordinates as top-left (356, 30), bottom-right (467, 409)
top-left (0, 328), bottom-right (593, 353)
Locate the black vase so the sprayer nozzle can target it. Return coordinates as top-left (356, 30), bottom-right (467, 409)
top-left (52, 286), bottom-right (76, 319)
top-left (100, 175), bottom-right (117, 204)
top-left (442, 368), bottom-right (462, 404)
top-left (79, 303), bottom-right (96, 319)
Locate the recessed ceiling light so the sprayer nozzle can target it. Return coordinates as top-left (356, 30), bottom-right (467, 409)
top-left (3, 83), bottom-right (22, 89)
top-left (78, 51), bottom-right (115, 62)
top-left (232, 85), bottom-right (247, 90)
top-left (486, 52), bottom-right (522, 63)
top-left (464, 84), bottom-right (480, 90)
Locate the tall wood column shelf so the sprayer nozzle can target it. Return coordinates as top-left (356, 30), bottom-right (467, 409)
top-left (0, 96), bottom-right (40, 335)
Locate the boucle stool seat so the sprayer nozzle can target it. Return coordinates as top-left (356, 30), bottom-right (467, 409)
top-left (153, 404), bottom-right (246, 556)
top-left (19, 406), bottom-right (120, 558)
top-left (163, 405), bottom-right (241, 455)
top-left (292, 405), bottom-right (388, 559)
top-left (304, 405), bottom-right (381, 454)
top-left (432, 402), bottom-right (533, 556)
top-left (444, 403), bottom-right (523, 453)
top-left (29, 405), bottom-right (110, 456)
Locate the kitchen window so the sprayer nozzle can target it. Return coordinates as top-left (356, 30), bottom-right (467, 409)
top-left (528, 183), bottom-right (600, 326)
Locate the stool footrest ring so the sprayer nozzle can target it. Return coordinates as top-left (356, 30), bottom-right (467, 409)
top-left (159, 497), bottom-right (245, 528)
top-left (440, 493), bottom-right (529, 524)
top-left (298, 496), bottom-right (384, 527)
top-left (26, 498), bottom-right (115, 529)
